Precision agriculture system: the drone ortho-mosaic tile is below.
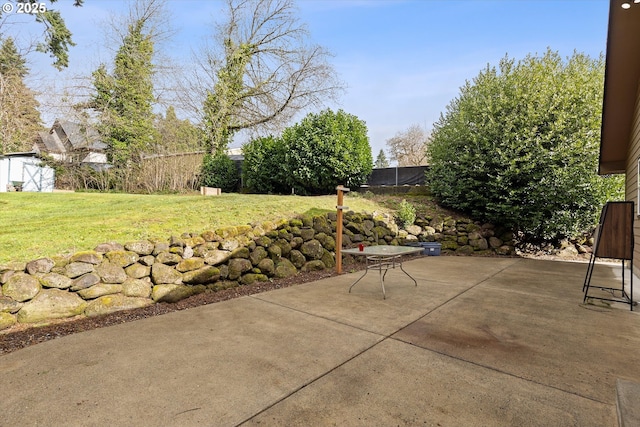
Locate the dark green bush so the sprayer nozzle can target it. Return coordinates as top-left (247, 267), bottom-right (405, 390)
top-left (200, 153), bottom-right (240, 192)
top-left (427, 49), bottom-right (623, 241)
top-left (281, 109), bottom-right (373, 195)
top-left (242, 136), bottom-right (289, 194)
top-left (242, 109), bottom-right (373, 195)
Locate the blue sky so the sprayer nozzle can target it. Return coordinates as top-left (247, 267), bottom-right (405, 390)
top-left (10, 0), bottom-right (610, 161)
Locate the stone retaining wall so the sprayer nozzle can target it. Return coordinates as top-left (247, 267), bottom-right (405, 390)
top-left (0, 211), bottom-right (514, 331)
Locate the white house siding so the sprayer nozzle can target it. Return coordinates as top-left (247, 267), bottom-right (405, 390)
top-left (0, 155), bottom-right (55, 193)
top-left (82, 151), bottom-right (108, 164)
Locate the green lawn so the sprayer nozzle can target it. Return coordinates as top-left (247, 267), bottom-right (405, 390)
top-left (0, 192), bottom-right (387, 264)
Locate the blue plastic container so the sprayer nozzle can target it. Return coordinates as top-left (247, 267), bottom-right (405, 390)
top-left (421, 242), bottom-right (441, 256)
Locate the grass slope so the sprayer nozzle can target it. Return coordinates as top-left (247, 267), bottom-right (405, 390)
top-left (0, 192), bottom-right (387, 263)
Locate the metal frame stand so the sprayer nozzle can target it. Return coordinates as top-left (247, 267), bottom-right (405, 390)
top-left (583, 201), bottom-right (635, 311)
top-left (348, 254), bottom-right (418, 299)
top-left (583, 256), bottom-right (634, 310)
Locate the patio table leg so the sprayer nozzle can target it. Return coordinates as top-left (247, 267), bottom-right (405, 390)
top-left (348, 256), bottom-right (370, 294)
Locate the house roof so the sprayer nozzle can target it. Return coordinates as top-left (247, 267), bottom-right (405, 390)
top-left (36, 120), bottom-right (106, 155)
top-left (56, 120), bottom-right (106, 151)
top-left (599, 0), bottom-right (640, 174)
top-left (36, 130), bottom-right (63, 153)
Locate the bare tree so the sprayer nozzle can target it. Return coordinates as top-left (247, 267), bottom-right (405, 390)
top-left (386, 124), bottom-right (430, 166)
top-left (184, 0), bottom-right (344, 153)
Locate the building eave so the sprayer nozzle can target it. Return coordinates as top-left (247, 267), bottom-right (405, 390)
top-left (599, 0), bottom-right (640, 175)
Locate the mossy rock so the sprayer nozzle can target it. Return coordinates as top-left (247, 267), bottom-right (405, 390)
top-left (441, 240), bottom-right (459, 251)
top-left (3, 273), bottom-right (41, 302)
top-left (0, 296), bottom-right (23, 313)
top-left (299, 228), bottom-right (316, 241)
top-left (77, 284), bottom-right (123, 300)
top-left (0, 312), bottom-right (16, 330)
top-left (278, 229), bottom-right (293, 241)
top-left (151, 263), bottom-right (183, 285)
top-left (209, 280), bottom-right (239, 291)
top-left (240, 273), bottom-right (269, 285)
top-left (290, 236), bottom-right (304, 249)
top-left (346, 222), bottom-right (363, 234)
top-left (313, 216), bottom-right (332, 234)
top-left (455, 245), bottom-right (475, 255)
top-left (70, 251), bottom-right (102, 265)
top-left (185, 236), bottom-right (206, 248)
top-left (153, 242), bottom-right (170, 255)
top-left (105, 250), bottom-right (139, 268)
top-left (70, 273), bottom-right (101, 291)
top-left (300, 239), bottom-right (324, 260)
top-left (257, 258), bottom-right (275, 276)
top-left (215, 226), bottom-right (238, 239)
top-left (95, 262), bottom-right (127, 284)
top-left (176, 257), bottom-right (206, 273)
top-left (231, 247), bottom-right (250, 259)
top-left (301, 215), bottom-right (313, 227)
top-left (125, 263), bottom-right (151, 279)
top-left (237, 225), bottom-right (253, 235)
top-left (0, 261), bottom-right (27, 272)
top-left (26, 258), bottom-right (55, 275)
top-left (274, 259), bottom-right (297, 278)
top-left (18, 289), bottom-right (86, 323)
top-left (275, 239), bottom-right (292, 257)
top-left (457, 236), bottom-right (469, 245)
top-left (203, 250), bottom-right (232, 266)
top-left (40, 272), bottom-right (72, 289)
top-left (200, 230), bottom-right (218, 242)
top-left (289, 250), bottom-right (306, 269)
top-left (123, 278), bottom-right (152, 298)
top-left (183, 266), bottom-right (221, 284)
top-left (496, 245), bottom-right (515, 256)
top-left (150, 284), bottom-right (194, 303)
top-left (124, 241), bottom-right (155, 256)
top-left (289, 218), bottom-right (303, 227)
top-left (302, 260), bottom-right (326, 272)
top-left (250, 246), bottom-right (268, 266)
top-left (254, 236), bottom-right (272, 247)
top-left (321, 249), bottom-right (335, 268)
top-left (469, 238), bottom-right (489, 250)
top-left (156, 251), bottom-right (183, 265)
top-left (276, 218), bottom-right (289, 228)
top-left (228, 258), bottom-right (252, 280)
top-left (169, 246), bottom-right (184, 256)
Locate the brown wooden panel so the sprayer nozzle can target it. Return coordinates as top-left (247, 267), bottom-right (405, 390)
top-left (595, 201), bottom-right (634, 260)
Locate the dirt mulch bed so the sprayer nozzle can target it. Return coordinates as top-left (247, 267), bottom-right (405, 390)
top-left (1, 252), bottom-right (584, 356)
top-left (0, 262), bottom-right (366, 356)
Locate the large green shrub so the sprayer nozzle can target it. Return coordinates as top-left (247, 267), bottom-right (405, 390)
top-left (242, 109), bottom-right (373, 195)
top-left (242, 136), bottom-right (289, 194)
top-left (427, 49), bottom-right (623, 241)
top-left (281, 109), bottom-right (373, 195)
top-left (200, 153), bottom-right (240, 192)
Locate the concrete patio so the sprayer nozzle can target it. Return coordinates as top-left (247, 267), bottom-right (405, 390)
top-left (1, 256), bottom-right (639, 426)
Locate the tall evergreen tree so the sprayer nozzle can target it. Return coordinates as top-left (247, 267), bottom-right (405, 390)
top-left (374, 149), bottom-right (390, 168)
top-left (90, 20), bottom-right (157, 168)
top-left (0, 37), bottom-right (43, 154)
top-left (0, 0), bottom-right (84, 70)
top-left (155, 106), bottom-right (203, 153)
